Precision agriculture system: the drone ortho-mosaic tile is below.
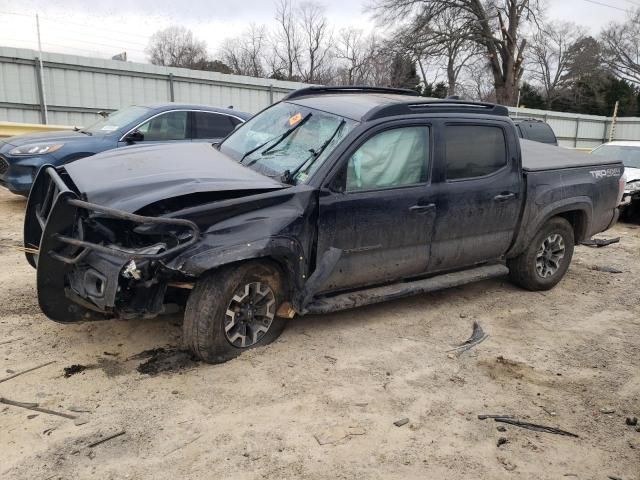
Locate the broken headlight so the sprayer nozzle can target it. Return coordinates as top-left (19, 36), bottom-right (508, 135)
top-left (625, 180), bottom-right (640, 194)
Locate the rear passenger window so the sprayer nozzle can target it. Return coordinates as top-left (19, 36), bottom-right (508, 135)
top-left (193, 112), bottom-right (236, 139)
top-left (444, 125), bottom-right (507, 180)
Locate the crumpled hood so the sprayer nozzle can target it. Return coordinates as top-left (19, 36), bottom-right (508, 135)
top-left (625, 166), bottom-right (640, 182)
top-left (63, 142), bottom-right (285, 212)
top-left (2, 129), bottom-right (91, 148)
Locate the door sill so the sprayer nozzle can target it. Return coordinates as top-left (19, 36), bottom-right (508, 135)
top-left (303, 263), bottom-right (508, 315)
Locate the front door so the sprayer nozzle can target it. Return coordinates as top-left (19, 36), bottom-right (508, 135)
top-left (316, 124), bottom-right (437, 293)
top-left (427, 122), bottom-right (523, 272)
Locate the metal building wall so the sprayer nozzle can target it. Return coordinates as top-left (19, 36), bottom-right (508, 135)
top-left (0, 46), bottom-right (307, 127)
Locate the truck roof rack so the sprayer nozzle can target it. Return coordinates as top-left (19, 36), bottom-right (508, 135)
top-left (364, 100), bottom-right (510, 120)
top-left (283, 86), bottom-right (419, 100)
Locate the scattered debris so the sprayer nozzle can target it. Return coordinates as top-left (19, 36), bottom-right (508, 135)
top-left (0, 336), bottom-right (24, 346)
top-left (27, 414), bottom-right (38, 419)
top-left (393, 418), bottom-right (409, 427)
top-left (0, 360), bottom-right (56, 384)
top-left (600, 407), bottom-right (616, 414)
top-left (448, 321), bottom-right (488, 356)
top-left (497, 456), bottom-right (516, 471)
top-left (68, 405), bottom-right (92, 413)
top-left (0, 397), bottom-right (77, 420)
top-left (74, 418), bottom-right (90, 426)
top-left (497, 426), bottom-right (507, 432)
top-left (625, 417), bottom-right (638, 426)
top-left (102, 351), bottom-right (119, 357)
top-left (581, 237), bottom-right (620, 248)
top-left (478, 414), bottom-right (515, 420)
top-left (136, 348), bottom-right (198, 375)
top-left (87, 430), bottom-right (126, 448)
top-left (497, 437), bottom-right (508, 447)
top-left (494, 418), bottom-right (579, 438)
top-left (608, 476), bottom-right (623, 480)
top-left (314, 426), bottom-right (366, 445)
top-left (591, 265), bottom-right (623, 274)
top-left (165, 434), bottom-right (202, 456)
top-left (354, 402), bottom-right (368, 407)
top-left (63, 364), bottom-right (89, 378)
top-left (324, 355), bottom-right (337, 364)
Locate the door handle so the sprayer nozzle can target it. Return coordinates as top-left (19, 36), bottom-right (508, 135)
top-left (409, 203), bottom-right (436, 213)
top-left (494, 192), bottom-right (516, 202)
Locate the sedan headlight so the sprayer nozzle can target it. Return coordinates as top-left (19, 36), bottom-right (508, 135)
top-left (625, 180), bottom-right (640, 194)
top-left (8, 143), bottom-right (64, 156)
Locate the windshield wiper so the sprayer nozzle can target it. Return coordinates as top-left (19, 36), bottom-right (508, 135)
top-left (281, 119), bottom-right (347, 185)
top-left (239, 113), bottom-right (312, 165)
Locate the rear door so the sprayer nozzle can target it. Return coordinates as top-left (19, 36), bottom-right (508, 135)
top-left (316, 122), bottom-right (437, 292)
top-left (427, 121), bottom-right (523, 272)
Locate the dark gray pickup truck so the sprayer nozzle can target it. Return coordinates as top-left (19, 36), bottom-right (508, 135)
top-left (24, 87), bottom-right (624, 363)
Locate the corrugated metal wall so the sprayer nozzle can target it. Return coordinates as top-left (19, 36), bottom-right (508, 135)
top-left (508, 107), bottom-right (640, 148)
top-left (0, 46), bottom-right (307, 127)
top-left (2, 45), bottom-right (640, 147)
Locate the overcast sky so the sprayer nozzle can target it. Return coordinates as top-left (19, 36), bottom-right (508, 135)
top-left (0, 0), bottom-right (633, 63)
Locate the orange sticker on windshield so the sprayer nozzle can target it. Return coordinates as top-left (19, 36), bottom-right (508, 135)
top-left (288, 113), bottom-right (303, 126)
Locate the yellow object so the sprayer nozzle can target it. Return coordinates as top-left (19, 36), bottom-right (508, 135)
top-left (0, 121), bottom-right (73, 138)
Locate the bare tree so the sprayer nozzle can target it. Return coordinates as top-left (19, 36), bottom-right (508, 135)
top-left (146, 26), bottom-right (208, 68)
top-left (600, 8), bottom-right (640, 85)
top-left (297, 2), bottom-right (332, 83)
top-left (273, 0), bottom-right (302, 80)
top-left (372, 0), bottom-right (540, 105)
top-left (220, 24), bottom-right (267, 77)
top-left (334, 28), bottom-right (375, 85)
top-left (527, 21), bottom-right (586, 107)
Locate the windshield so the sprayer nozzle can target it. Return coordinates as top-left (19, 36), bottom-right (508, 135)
top-left (592, 145), bottom-right (640, 169)
top-left (83, 105), bottom-right (151, 134)
top-left (220, 102), bottom-right (356, 183)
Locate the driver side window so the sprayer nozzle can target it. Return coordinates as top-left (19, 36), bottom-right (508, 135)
top-left (137, 111), bottom-right (188, 141)
top-left (345, 126), bottom-right (430, 192)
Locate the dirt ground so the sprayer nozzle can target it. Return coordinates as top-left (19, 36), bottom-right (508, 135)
top-left (0, 188), bottom-right (639, 480)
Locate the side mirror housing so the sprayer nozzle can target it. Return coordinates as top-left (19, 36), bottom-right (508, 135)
top-left (124, 130), bottom-right (144, 144)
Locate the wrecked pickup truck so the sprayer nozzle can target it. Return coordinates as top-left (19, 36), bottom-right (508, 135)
top-left (24, 86), bottom-right (625, 363)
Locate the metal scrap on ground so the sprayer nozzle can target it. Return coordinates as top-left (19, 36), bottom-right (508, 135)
top-left (448, 321), bottom-right (488, 356)
top-left (581, 237), bottom-right (620, 247)
top-left (494, 417), bottom-right (579, 438)
top-left (592, 265), bottom-right (624, 274)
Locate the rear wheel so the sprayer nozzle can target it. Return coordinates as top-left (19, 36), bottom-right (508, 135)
top-left (508, 217), bottom-right (575, 291)
top-left (183, 261), bottom-right (287, 363)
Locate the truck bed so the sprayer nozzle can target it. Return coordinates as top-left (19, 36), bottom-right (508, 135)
top-left (520, 139), bottom-right (619, 171)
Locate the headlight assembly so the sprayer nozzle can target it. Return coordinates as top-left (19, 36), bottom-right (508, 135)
top-left (8, 143), bottom-right (64, 156)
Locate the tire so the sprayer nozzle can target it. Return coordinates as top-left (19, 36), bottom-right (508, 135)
top-left (508, 217), bottom-right (575, 291)
top-left (183, 261), bottom-right (287, 363)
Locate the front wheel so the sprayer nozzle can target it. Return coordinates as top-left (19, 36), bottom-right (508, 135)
top-left (183, 261), bottom-right (287, 363)
top-left (508, 217), bottom-right (575, 291)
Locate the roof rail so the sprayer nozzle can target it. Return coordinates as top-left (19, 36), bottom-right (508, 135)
top-left (283, 85), bottom-right (419, 101)
top-left (364, 99), bottom-right (510, 121)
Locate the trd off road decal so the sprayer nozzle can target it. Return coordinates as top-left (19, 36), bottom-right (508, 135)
top-left (590, 168), bottom-right (621, 179)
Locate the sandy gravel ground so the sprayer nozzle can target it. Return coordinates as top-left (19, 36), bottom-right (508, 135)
top-left (0, 187), bottom-right (639, 480)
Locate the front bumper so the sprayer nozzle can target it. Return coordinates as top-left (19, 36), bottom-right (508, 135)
top-left (25, 166), bottom-right (201, 322)
top-left (0, 153), bottom-right (52, 196)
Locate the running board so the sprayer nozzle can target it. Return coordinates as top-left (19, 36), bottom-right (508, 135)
top-left (303, 264), bottom-right (509, 315)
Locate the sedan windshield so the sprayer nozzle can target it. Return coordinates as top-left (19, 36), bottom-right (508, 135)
top-left (220, 102), bottom-right (356, 183)
top-left (592, 145), bottom-right (640, 169)
top-left (83, 106), bottom-right (151, 135)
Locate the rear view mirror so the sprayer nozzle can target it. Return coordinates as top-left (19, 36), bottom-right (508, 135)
top-left (124, 130), bottom-right (144, 144)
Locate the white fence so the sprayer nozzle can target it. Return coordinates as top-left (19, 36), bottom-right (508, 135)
top-left (0, 46), bottom-right (308, 127)
top-left (1, 45), bottom-right (640, 147)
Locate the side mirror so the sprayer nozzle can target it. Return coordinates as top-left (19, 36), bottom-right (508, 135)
top-left (124, 130), bottom-right (144, 144)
